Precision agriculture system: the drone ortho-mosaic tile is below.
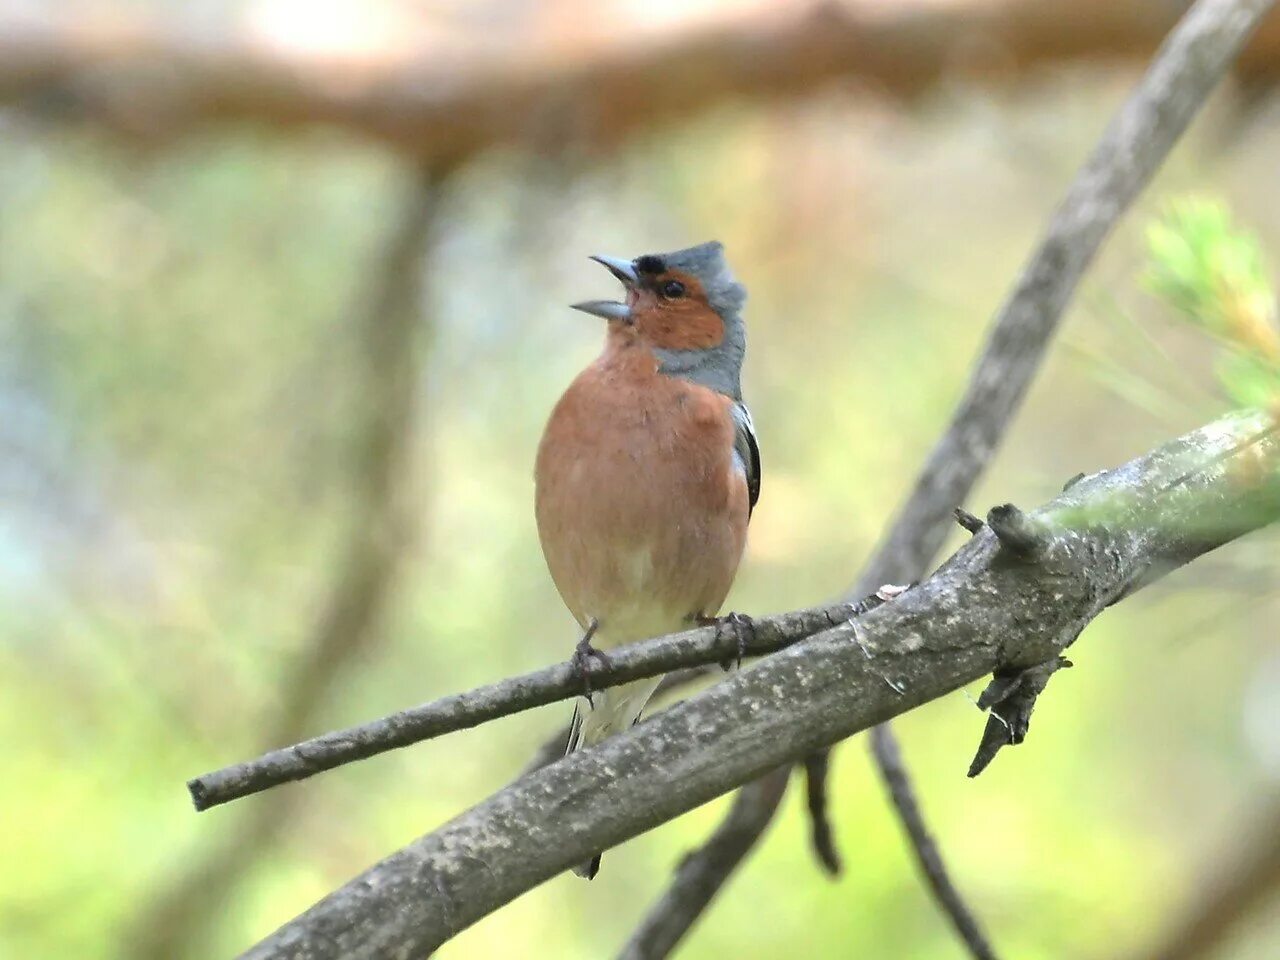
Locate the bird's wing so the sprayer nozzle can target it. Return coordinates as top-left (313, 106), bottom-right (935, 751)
top-left (731, 402), bottom-right (761, 518)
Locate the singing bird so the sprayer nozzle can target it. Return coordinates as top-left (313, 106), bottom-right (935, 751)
top-left (534, 241), bottom-right (759, 879)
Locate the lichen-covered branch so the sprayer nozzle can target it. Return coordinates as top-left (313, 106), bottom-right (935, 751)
top-left (242, 409), bottom-right (1280, 959)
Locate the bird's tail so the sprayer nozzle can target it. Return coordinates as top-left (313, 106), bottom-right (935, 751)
top-left (563, 677), bottom-right (663, 880)
top-left (565, 698), bottom-right (604, 879)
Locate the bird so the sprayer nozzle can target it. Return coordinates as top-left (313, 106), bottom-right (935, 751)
top-left (534, 241), bottom-right (759, 879)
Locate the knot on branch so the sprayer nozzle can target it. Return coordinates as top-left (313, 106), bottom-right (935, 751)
top-left (850, 582), bottom-right (914, 618)
top-left (953, 507), bottom-right (985, 534)
top-left (986, 503), bottom-right (1051, 558)
top-left (967, 656), bottom-right (1072, 777)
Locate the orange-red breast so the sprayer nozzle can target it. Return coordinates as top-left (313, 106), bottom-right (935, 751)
top-left (534, 242), bottom-right (759, 878)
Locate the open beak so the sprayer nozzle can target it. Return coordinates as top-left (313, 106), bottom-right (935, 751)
top-left (571, 300), bottom-right (632, 321)
top-left (588, 254), bottom-right (639, 286)
top-left (571, 254), bottom-right (637, 321)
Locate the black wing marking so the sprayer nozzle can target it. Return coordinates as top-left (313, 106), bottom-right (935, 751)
top-left (731, 402), bottom-right (761, 517)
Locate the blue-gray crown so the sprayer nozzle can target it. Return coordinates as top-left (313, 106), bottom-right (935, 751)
top-left (637, 241), bottom-right (746, 318)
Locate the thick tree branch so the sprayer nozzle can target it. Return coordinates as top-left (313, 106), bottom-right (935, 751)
top-left (5, 1), bottom-right (1280, 164)
top-left (188, 603), bottom-right (855, 810)
top-left (616, 766), bottom-right (792, 960)
top-left (242, 409), bottom-right (1280, 958)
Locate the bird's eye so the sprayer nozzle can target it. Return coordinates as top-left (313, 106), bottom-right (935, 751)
top-left (661, 280), bottom-right (686, 299)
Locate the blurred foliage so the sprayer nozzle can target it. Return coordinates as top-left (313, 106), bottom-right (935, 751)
top-left (0, 60), bottom-right (1278, 960)
top-left (1145, 198), bottom-right (1280, 410)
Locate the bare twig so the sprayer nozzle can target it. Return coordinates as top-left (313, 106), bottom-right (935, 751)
top-left (5, 1), bottom-right (1280, 164)
top-left (242, 408), bottom-right (1280, 959)
top-left (802, 751), bottom-right (841, 875)
top-left (871, 726), bottom-right (998, 960)
top-left (954, 508), bottom-right (986, 534)
top-left (189, 603), bottom-right (856, 810)
top-left (616, 766), bottom-right (792, 960)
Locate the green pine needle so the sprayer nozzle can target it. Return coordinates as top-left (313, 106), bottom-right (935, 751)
top-left (1144, 198), bottom-right (1280, 410)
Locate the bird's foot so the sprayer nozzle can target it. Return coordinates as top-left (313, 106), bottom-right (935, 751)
top-left (570, 617), bottom-right (611, 706)
top-left (695, 611), bottom-right (756, 671)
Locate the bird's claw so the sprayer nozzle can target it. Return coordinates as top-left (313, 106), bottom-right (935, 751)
top-left (696, 612), bottom-right (755, 671)
top-left (570, 617), bottom-right (610, 706)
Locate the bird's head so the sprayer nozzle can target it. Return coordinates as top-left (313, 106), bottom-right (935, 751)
top-left (572, 241), bottom-right (748, 398)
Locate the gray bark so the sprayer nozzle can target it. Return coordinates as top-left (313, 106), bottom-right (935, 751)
top-left (188, 603), bottom-right (852, 811)
top-left (243, 409), bottom-right (1280, 959)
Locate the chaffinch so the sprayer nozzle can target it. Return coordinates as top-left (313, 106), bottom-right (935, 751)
top-left (534, 241), bottom-right (759, 879)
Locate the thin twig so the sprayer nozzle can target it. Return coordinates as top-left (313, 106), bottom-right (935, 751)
top-left (802, 752), bottom-right (841, 875)
top-left (966, 656), bottom-right (1073, 776)
top-left (616, 766), bottom-right (792, 960)
top-left (871, 726), bottom-right (998, 960)
top-left (188, 603), bottom-right (855, 810)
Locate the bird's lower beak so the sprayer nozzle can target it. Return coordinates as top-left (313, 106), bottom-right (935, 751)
top-left (571, 300), bottom-right (632, 321)
top-left (571, 254), bottom-right (639, 322)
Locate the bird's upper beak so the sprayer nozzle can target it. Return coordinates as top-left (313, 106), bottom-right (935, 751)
top-left (571, 254), bottom-right (637, 321)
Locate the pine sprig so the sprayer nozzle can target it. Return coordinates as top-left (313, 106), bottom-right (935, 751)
top-left (1145, 198), bottom-right (1280, 411)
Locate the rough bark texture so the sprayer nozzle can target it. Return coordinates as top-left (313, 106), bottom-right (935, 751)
top-left (6, 1), bottom-right (1280, 164)
top-left (241, 409), bottom-right (1280, 959)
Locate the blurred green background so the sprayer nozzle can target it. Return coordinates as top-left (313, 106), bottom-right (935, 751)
top-left (2, 2), bottom-right (1279, 958)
